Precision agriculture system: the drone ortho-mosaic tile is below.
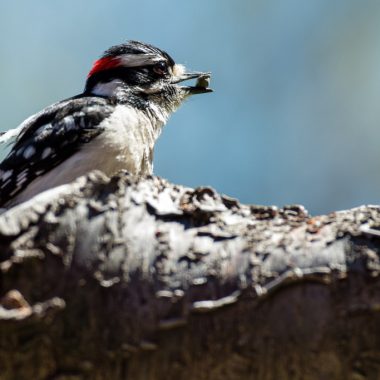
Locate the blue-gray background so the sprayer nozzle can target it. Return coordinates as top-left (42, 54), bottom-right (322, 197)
top-left (1, 1), bottom-right (380, 215)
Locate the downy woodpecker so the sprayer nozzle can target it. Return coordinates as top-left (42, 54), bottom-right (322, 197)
top-left (0, 41), bottom-right (212, 206)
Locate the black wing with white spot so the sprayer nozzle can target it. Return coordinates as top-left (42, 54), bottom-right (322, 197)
top-left (0, 96), bottom-right (114, 206)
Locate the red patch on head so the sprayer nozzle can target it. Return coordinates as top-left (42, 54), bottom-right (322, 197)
top-left (87, 57), bottom-right (122, 78)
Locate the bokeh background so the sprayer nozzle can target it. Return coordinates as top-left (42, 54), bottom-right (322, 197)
top-left (1, 0), bottom-right (380, 215)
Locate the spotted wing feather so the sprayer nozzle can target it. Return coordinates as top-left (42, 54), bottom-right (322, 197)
top-left (0, 96), bottom-right (114, 205)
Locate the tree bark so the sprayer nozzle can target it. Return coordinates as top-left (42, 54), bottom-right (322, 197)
top-left (1, 170), bottom-right (380, 380)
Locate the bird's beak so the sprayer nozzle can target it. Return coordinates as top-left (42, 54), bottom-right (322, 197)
top-left (172, 72), bottom-right (213, 95)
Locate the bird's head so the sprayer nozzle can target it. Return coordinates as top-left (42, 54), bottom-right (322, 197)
top-left (85, 41), bottom-right (212, 113)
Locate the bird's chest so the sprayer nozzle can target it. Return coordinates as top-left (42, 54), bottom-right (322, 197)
top-left (91, 105), bottom-right (162, 176)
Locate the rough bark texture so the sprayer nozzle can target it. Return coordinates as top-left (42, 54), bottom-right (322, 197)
top-left (1, 170), bottom-right (380, 380)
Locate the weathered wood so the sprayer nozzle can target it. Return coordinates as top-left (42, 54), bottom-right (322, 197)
top-left (1, 170), bottom-right (380, 380)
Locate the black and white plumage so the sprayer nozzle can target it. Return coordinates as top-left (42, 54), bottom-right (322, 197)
top-left (0, 41), bottom-right (212, 206)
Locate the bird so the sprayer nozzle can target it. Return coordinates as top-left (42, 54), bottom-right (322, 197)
top-left (0, 40), bottom-right (212, 207)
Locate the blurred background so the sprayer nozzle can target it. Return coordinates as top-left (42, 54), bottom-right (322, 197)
top-left (1, 0), bottom-right (380, 215)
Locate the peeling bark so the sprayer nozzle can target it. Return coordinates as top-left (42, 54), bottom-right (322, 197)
top-left (1, 170), bottom-right (380, 380)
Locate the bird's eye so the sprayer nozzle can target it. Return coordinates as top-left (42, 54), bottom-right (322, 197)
top-left (153, 62), bottom-right (168, 76)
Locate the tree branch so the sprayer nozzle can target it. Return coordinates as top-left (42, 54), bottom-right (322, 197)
top-left (1, 171), bottom-right (380, 379)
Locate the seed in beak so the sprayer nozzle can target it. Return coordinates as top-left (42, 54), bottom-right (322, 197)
top-left (195, 75), bottom-right (211, 89)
